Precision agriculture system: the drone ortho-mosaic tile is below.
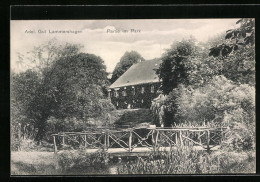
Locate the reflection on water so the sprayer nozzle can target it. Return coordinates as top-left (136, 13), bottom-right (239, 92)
top-left (108, 165), bottom-right (119, 174)
top-left (63, 160), bottom-right (123, 175)
top-left (61, 156), bottom-right (135, 175)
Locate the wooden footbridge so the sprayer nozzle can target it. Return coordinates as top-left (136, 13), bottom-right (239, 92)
top-left (51, 126), bottom-right (229, 156)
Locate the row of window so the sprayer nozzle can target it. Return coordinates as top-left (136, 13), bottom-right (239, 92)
top-left (109, 85), bottom-right (155, 97)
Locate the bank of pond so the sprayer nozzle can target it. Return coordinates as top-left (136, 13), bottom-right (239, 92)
top-left (11, 147), bottom-right (255, 175)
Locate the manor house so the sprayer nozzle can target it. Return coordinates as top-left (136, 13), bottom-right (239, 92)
top-left (108, 59), bottom-right (162, 109)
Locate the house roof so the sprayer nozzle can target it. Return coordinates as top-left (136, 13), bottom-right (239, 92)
top-left (109, 59), bottom-right (162, 89)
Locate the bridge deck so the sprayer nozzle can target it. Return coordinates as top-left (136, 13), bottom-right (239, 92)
top-left (66, 145), bottom-right (221, 157)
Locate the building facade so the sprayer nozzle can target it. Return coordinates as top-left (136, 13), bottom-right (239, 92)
top-left (108, 59), bottom-right (162, 109)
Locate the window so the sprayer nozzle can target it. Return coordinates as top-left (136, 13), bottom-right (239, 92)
top-left (132, 86), bottom-right (135, 95)
top-left (151, 85), bottom-right (154, 93)
top-left (114, 90), bottom-right (119, 97)
top-left (141, 87), bottom-right (145, 94)
top-left (108, 89), bottom-right (111, 98)
top-left (122, 90), bottom-right (127, 96)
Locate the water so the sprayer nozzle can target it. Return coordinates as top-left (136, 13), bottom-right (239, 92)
top-left (108, 165), bottom-right (119, 174)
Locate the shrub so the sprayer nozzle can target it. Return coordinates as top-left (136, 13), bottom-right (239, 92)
top-left (57, 150), bottom-right (109, 172)
top-left (221, 122), bottom-right (255, 152)
top-left (117, 147), bottom-right (255, 174)
top-left (118, 146), bottom-right (206, 174)
top-left (151, 76), bottom-right (255, 127)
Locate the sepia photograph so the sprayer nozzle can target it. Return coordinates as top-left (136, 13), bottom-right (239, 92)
top-left (10, 18), bottom-right (255, 175)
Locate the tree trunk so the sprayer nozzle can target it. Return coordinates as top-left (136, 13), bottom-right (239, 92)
top-left (35, 116), bottom-right (48, 144)
top-left (35, 127), bottom-right (44, 145)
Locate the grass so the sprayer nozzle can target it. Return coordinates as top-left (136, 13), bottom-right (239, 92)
top-left (111, 108), bottom-right (152, 127)
top-left (11, 151), bottom-right (59, 175)
top-left (11, 150), bottom-right (112, 175)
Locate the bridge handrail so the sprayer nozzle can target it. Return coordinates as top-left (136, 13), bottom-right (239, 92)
top-left (50, 126), bottom-right (229, 137)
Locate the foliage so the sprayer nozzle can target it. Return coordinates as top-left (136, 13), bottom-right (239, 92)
top-left (207, 18), bottom-right (255, 86)
top-left (152, 22), bottom-right (255, 127)
top-left (207, 45), bottom-right (255, 86)
top-left (221, 122), bottom-right (255, 152)
top-left (12, 41), bottom-right (83, 143)
top-left (117, 147), bottom-right (255, 174)
top-left (42, 53), bottom-right (113, 120)
top-left (156, 38), bottom-right (200, 94)
top-left (57, 150), bottom-right (109, 172)
top-left (150, 94), bottom-right (170, 126)
top-left (177, 76), bottom-right (254, 124)
top-left (16, 38), bottom-right (82, 73)
top-left (151, 75), bottom-right (255, 129)
top-left (110, 51), bottom-right (145, 83)
top-left (209, 18), bottom-right (255, 57)
top-left (152, 76), bottom-right (255, 126)
top-left (11, 41), bottom-right (115, 143)
top-left (11, 70), bottom-right (41, 149)
top-left (112, 108), bottom-right (152, 127)
top-left (33, 53), bottom-right (114, 141)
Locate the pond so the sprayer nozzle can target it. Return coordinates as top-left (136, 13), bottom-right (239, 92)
top-left (58, 155), bottom-right (136, 175)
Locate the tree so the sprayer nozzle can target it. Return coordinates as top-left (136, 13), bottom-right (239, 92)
top-left (208, 18), bottom-right (255, 86)
top-left (110, 51), bottom-right (145, 83)
top-left (209, 18), bottom-right (255, 57)
top-left (12, 41), bottom-right (83, 143)
top-left (43, 53), bottom-right (112, 119)
top-left (26, 53), bottom-right (114, 141)
top-left (156, 38), bottom-right (199, 95)
top-left (152, 38), bottom-right (202, 126)
top-left (12, 41), bottom-right (114, 143)
top-left (151, 19), bottom-right (255, 129)
top-left (15, 38), bottom-right (82, 75)
top-left (11, 70), bottom-right (41, 149)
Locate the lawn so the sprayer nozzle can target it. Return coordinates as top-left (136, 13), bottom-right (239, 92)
top-left (11, 151), bottom-right (59, 175)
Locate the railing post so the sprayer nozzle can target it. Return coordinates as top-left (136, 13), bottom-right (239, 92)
top-left (62, 133), bottom-right (65, 148)
top-left (129, 129), bottom-right (132, 152)
top-left (198, 131), bottom-right (202, 145)
top-left (220, 127), bottom-right (224, 144)
top-left (53, 135), bottom-right (57, 154)
top-left (175, 131), bottom-right (178, 146)
top-left (107, 131), bottom-right (110, 149)
top-left (18, 123), bottom-right (21, 151)
top-left (155, 129), bottom-right (159, 148)
top-left (84, 134), bottom-right (87, 148)
top-left (104, 132), bottom-right (107, 150)
top-left (206, 130), bottom-right (210, 152)
top-left (179, 131), bottom-right (183, 146)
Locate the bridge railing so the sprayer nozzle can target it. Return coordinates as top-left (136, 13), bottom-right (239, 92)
top-left (51, 127), bottom-right (229, 153)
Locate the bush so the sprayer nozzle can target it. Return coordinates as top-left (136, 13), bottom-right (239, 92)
top-left (57, 150), bottom-right (109, 172)
top-left (151, 76), bottom-right (255, 127)
top-left (221, 122), bottom-right (255, 152)
top-left (117, 146), bottom-right (255, 174)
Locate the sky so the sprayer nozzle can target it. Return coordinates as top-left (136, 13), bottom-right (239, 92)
top-left (11, 19), bottom-right (238, 73)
